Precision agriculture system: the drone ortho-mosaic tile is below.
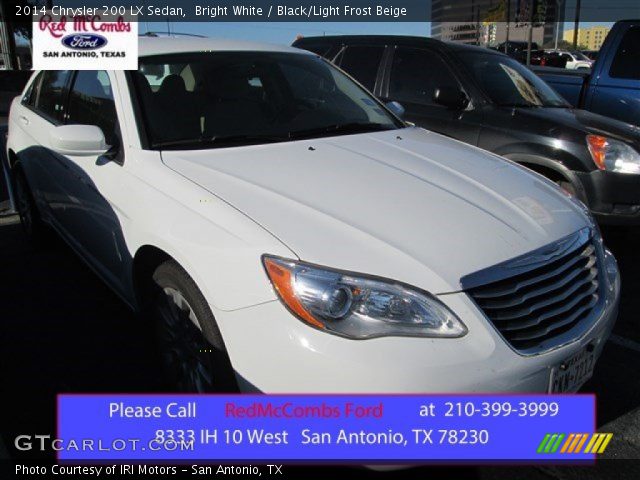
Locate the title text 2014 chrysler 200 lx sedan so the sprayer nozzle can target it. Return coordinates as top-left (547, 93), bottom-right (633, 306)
top-left (6, 38), bottom-right (620, 393)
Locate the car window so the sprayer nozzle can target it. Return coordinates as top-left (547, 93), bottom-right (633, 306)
top-left (299, 42), bottom-right (333, 57)
top-left (140, 63), bottom-right (195, 91)
top-left (572, 51), bottom-right (590, 61)
top-left (459, 52), bottom-right (568, 108)
top-left (21, 72), bottom-right (42, 107)
top-left (338, 45), bottom-right (385, 92)
top-left (389, 47), bottom-right (458, 106)
top-left (609, 26), bottom-right (640, 80)
top-left (134, 52), bottom-right (401, 149)
top-left (66, 70), bottom-right (118, 146)
top-left (32, 70), bottom-right (72, 122)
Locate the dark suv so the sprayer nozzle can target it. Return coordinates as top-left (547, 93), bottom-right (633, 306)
top-left (293, 35), bottom-right (640, 225)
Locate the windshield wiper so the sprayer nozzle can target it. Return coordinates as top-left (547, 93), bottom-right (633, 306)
top-left (288, 122), bottom-right (396, 140)
top-left (153, 134), bottom-right (290, 150)
top-left (152, 123), bottom-right (396, 149)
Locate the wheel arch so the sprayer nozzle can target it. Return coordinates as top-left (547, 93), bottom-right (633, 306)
top-left (131, 244), bottom-right (173, 312)
top-left (502, 153), bottom-right (588, 204)
top-left (7, 148), bottom-right (19, 169)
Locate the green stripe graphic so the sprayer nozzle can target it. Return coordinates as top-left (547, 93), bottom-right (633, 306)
top-left (544, 434), bottom-right (558, 453)
top-left (537, 434), bottom-right (551, 453)
top-left (550, 433), bottom-right (565, 453)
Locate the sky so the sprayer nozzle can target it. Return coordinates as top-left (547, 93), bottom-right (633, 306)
top-left (142, 21), bottom-right (614, 46)
top-left (143, 22), bottom-right (431, 45)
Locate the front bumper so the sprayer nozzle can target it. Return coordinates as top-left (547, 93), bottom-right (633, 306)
top-left (216, 253), bottom-right (620, 394)
top-left (576, 169), bottom-right (640, 225)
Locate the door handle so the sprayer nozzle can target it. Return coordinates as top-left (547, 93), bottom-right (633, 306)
top-left (19, 116), bottom-right (29, 126)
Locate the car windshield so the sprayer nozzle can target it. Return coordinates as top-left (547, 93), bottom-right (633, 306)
top-left (458, 52), bottom-right (570, 108)
top-left (571, 51), bottom-right (590, 61)
top-left (134, 52), bottom-right (402, 149)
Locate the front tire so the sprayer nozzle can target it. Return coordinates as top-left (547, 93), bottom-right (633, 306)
top-left (14, 170), bottom-right (47, 243)
top-left (150, 260), bottom-right (238, 392)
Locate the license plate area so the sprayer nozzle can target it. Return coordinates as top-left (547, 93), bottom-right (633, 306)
top-left (549, 346), bottom-right (596, 393)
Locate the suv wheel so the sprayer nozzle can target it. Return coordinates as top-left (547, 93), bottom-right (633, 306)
top-left (151, 260), bottom-right (238, 393)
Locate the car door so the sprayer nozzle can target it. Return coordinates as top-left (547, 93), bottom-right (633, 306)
top-left (335, 44), bottom-right (387, 93)
top-left (60, 70), bottom-right (127, 288)
top-left (380, 46), bottom-right (482, 145)
top-left (14, 70), bottom-right (76, 227)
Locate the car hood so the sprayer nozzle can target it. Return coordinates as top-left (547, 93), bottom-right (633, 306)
top-left (161, 127), bottom-right (590, 294)
top-left (513, 107), bottom-right (640, 146)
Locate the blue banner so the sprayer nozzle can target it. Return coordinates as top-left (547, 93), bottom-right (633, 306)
top-left (57, 394), bottom-right (597, 462)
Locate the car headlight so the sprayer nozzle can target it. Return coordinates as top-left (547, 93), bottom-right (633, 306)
top-left (262, 256), bottom-right (467, 339)
top-left (586, 134), bottom-right (640, 174)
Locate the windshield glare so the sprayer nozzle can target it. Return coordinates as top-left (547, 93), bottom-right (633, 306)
top-left (459, 52), bottom-right (569, 108)
top-left (134, 52), bottom-right (401, 149)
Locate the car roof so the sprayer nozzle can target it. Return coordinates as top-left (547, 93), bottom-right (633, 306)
top-left (293, 35), bottom-right (504, 55)
top-left (139, 37), bottom-right (310, 57)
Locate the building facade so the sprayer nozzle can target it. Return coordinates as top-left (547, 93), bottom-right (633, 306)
top-left (563, 26), bottom-right (611, 50)
top-left (431, 0), bottom-right (563, 47)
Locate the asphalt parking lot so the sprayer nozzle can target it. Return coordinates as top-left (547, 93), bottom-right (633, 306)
top-left (0, 213), bottom-right (639, 478)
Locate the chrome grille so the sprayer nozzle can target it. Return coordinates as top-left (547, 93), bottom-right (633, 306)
top-left (466, 232), bottom-right (601, 352)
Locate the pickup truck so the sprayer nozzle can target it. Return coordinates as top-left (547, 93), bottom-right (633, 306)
top-left (535, 20), bottom-right (640, 128)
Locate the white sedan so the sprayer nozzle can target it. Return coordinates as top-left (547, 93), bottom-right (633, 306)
top-left (6, 37), bottom-right (619, 393)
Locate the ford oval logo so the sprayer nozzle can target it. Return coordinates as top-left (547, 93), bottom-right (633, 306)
top-left (61, 34), bottom-right (108, 50)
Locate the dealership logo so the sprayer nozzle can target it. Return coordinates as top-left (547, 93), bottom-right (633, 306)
top-left (33, 14), bottom-right (137, 70)
top-left (61, 33), bottom-right (108, 50)
top-left (537, 432), bottom-right (613, 454)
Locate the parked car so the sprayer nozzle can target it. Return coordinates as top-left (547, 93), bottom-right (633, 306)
top-left (496, 40), bottom-right (540, 56)
top-left (543, 50), bottom-right (593, 70)
top-left (1, 70), bottom-right (33, 212)
top-left (534, 20), bottom-right (640, 128)
top-left (582, 50), bottom-right (599, 61)
top-left (294, 35), bottom-right (640, 225)
top-left (494, 41), bottom-right (546, 66)
top-left (0, 70), bottom-right (32, 119)
top-left (7, 38), bottom-right (619, 394)
top-left (539, 51), bottom-right (568, 68)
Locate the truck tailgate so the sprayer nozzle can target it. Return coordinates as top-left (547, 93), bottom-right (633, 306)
top-left (532, 66), bottom-right (590, 107)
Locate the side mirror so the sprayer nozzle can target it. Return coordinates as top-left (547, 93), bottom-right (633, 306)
top-left (433, 86), bottom-right (469, 110)
top-left (385, 101), bottom-right (405, 119)
top-left (49, 125), bottom-right (108, 156)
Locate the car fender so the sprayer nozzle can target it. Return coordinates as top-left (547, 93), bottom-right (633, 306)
top-left (108, 152), bottom-right (297, 313)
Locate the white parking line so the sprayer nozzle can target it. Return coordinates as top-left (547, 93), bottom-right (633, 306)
top-left (609, 334), bottom-right (640, 354)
